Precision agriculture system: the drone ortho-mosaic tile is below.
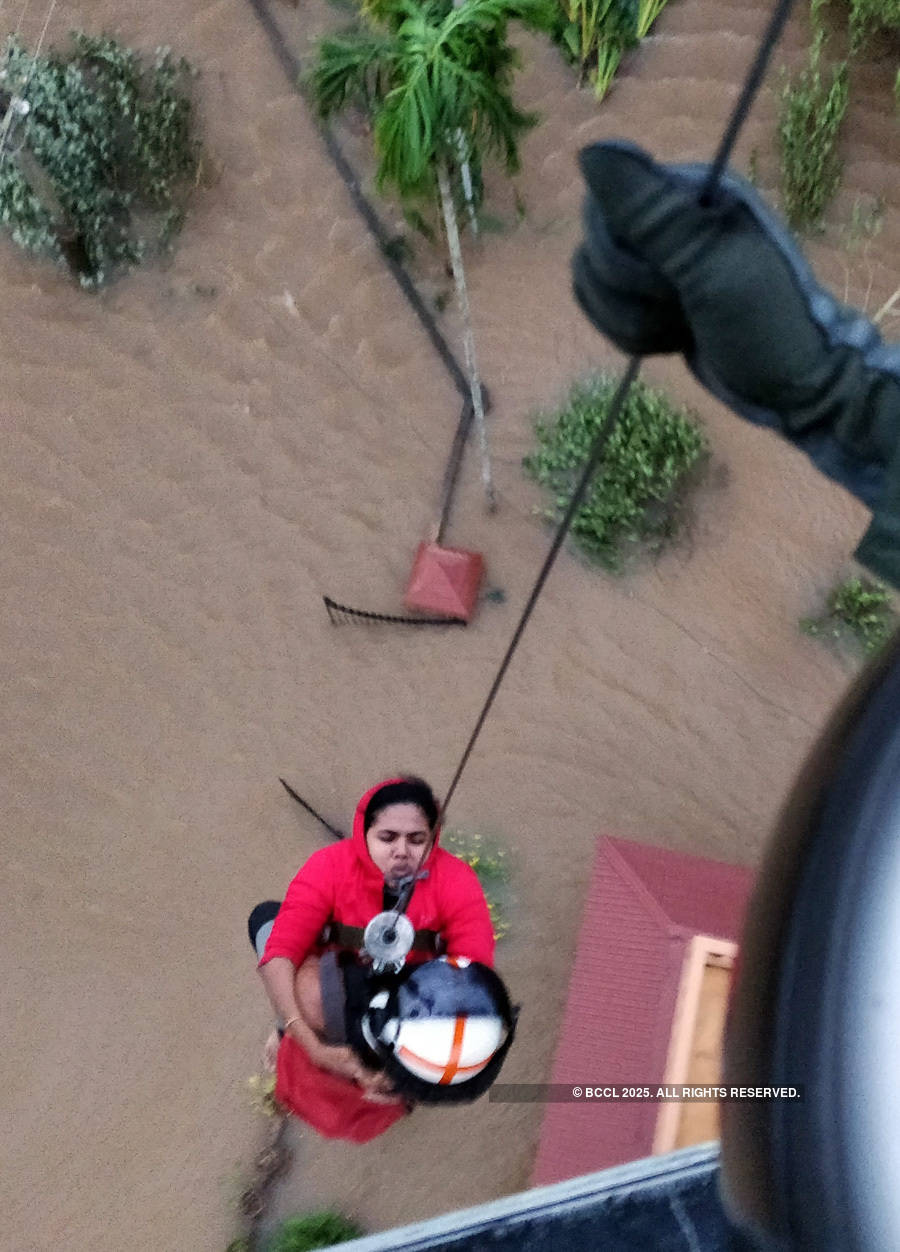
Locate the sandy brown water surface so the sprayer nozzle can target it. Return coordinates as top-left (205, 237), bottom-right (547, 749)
top-left (2, 0), bottom-right (898, 1246)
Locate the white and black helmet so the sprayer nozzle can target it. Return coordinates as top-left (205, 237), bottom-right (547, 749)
top-left (361, 956), bottom-right (517, 1103)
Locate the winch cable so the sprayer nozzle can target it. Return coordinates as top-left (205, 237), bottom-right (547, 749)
top-left (437, 0), bottom-right (796, 829)
top-left (293, 0), bottom-right (796, 944)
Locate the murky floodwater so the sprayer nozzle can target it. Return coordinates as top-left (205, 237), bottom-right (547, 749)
top-left (2, 0), bottom-right (896, 1245)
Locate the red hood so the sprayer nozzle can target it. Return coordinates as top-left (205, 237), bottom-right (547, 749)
top-left (351, 777), bottom-right (442, 880)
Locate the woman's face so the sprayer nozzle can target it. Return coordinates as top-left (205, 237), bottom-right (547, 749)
top-left (365, 802), bottom-right (432, 885)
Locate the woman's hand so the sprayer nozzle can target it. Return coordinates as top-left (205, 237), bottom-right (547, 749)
top-left (304, 1040), bottom-right (364, 1080)
top-left (357, 1071), bottom-right (403, 1104)
top-left (306, 1038), bottom-right (403, 1102)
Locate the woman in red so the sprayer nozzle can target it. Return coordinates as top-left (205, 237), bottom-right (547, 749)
top-left (251, 776), bottom-right (498, 1142)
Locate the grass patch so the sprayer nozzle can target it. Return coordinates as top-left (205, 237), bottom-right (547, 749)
top-left (801, 576), bottom-right (898, 654)
top-left (523, 374), bottom-right (708, 572)
top-left (268, 1212), bottom-right (363, 1251)
top-left (777, 27), bottom-right (849, 231)
top-left (442, 829), bottom-right (511, 942)
top-left (0, 32), bottom-right (200, 286)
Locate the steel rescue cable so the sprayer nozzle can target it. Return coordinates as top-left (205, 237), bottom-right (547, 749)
top-left (405, 0), bottom-right (799, 903)
top-left (286, 0), bottom-right (797, 944)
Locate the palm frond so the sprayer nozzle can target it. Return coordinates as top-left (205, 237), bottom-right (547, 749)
top-left (311, 0), bottom-right (550, 198)
top-left (375, 68), bottom-right (437, 193)
top-left (309, 29), bottom-right (397, 118)
top-left (359, 0), bottom-right (423, 26)
top-left (441, 0), bottom-right (556, 35)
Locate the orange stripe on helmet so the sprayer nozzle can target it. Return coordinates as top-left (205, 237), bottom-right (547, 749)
top-left (440, 1015), bottom-right (467, 1084)
top-left (396, 1014), bottom-right (492, 1085)
top-left (395, 1046), bottom-right (485, 1077)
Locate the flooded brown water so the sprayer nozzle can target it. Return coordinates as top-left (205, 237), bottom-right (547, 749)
top-left (2, 0), bottom-right (897, 1246)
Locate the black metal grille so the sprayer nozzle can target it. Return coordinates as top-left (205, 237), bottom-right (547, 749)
top-left (323, 596), bottom-right (467, 627)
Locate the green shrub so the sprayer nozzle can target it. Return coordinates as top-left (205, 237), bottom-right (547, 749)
top-left (801, 576), bottom-right (898, 653)
top-left (777, 27), bottom-right (849, 231)
top-left (442, 829), bottom-right (511, 941)
top-left (843, 0), bottom-right (900, 50)
top-left (523, 374), bottom-right (708, 572)
top-left (268, 1212), bottom-right (363, 1252)
top-left (0, 32), bottom-right (200, 285)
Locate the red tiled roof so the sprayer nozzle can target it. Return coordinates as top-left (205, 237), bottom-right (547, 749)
top-left (532, 836), bottom-right (754, 1186)
top-left (608, 837), bottom-right (752, 942)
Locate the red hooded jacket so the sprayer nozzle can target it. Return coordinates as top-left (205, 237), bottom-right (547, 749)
top-left (260, 779), bottom-right (495, 1142)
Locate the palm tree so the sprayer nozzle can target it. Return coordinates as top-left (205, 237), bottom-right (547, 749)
top-left (312, 0), bottom-right (555, 511)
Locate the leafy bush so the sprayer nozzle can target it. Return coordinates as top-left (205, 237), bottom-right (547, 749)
top-left (778, 27), bottom-right (849, 231)
top-left (523, 375), bottom-right (708, 572)
top-left (842, 0), bottom-right (900, 50)
top-left (268, 1212), bottom-right (363, 1252)
top-left (801, 577), bottom-right (897, 653)
top-left (442, 829), bottom-right (511, 941)
top-left (0, 32), bottom-right (200, 285)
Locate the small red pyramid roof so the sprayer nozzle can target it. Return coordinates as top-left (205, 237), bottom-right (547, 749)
top-left (404, 542), bottom-right (485, 621)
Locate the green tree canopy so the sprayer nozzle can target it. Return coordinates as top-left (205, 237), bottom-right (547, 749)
top-left (0, 32), bottom-right (199, 286)
top-left (311, 0), bottom-right (556, 198)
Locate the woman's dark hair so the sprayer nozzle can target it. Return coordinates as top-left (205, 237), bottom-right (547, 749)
top-left (363, 776), bottom-right (439, 832)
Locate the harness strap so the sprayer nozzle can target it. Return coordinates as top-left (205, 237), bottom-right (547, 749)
top-left (319, 920), bottom-right (445, 955)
